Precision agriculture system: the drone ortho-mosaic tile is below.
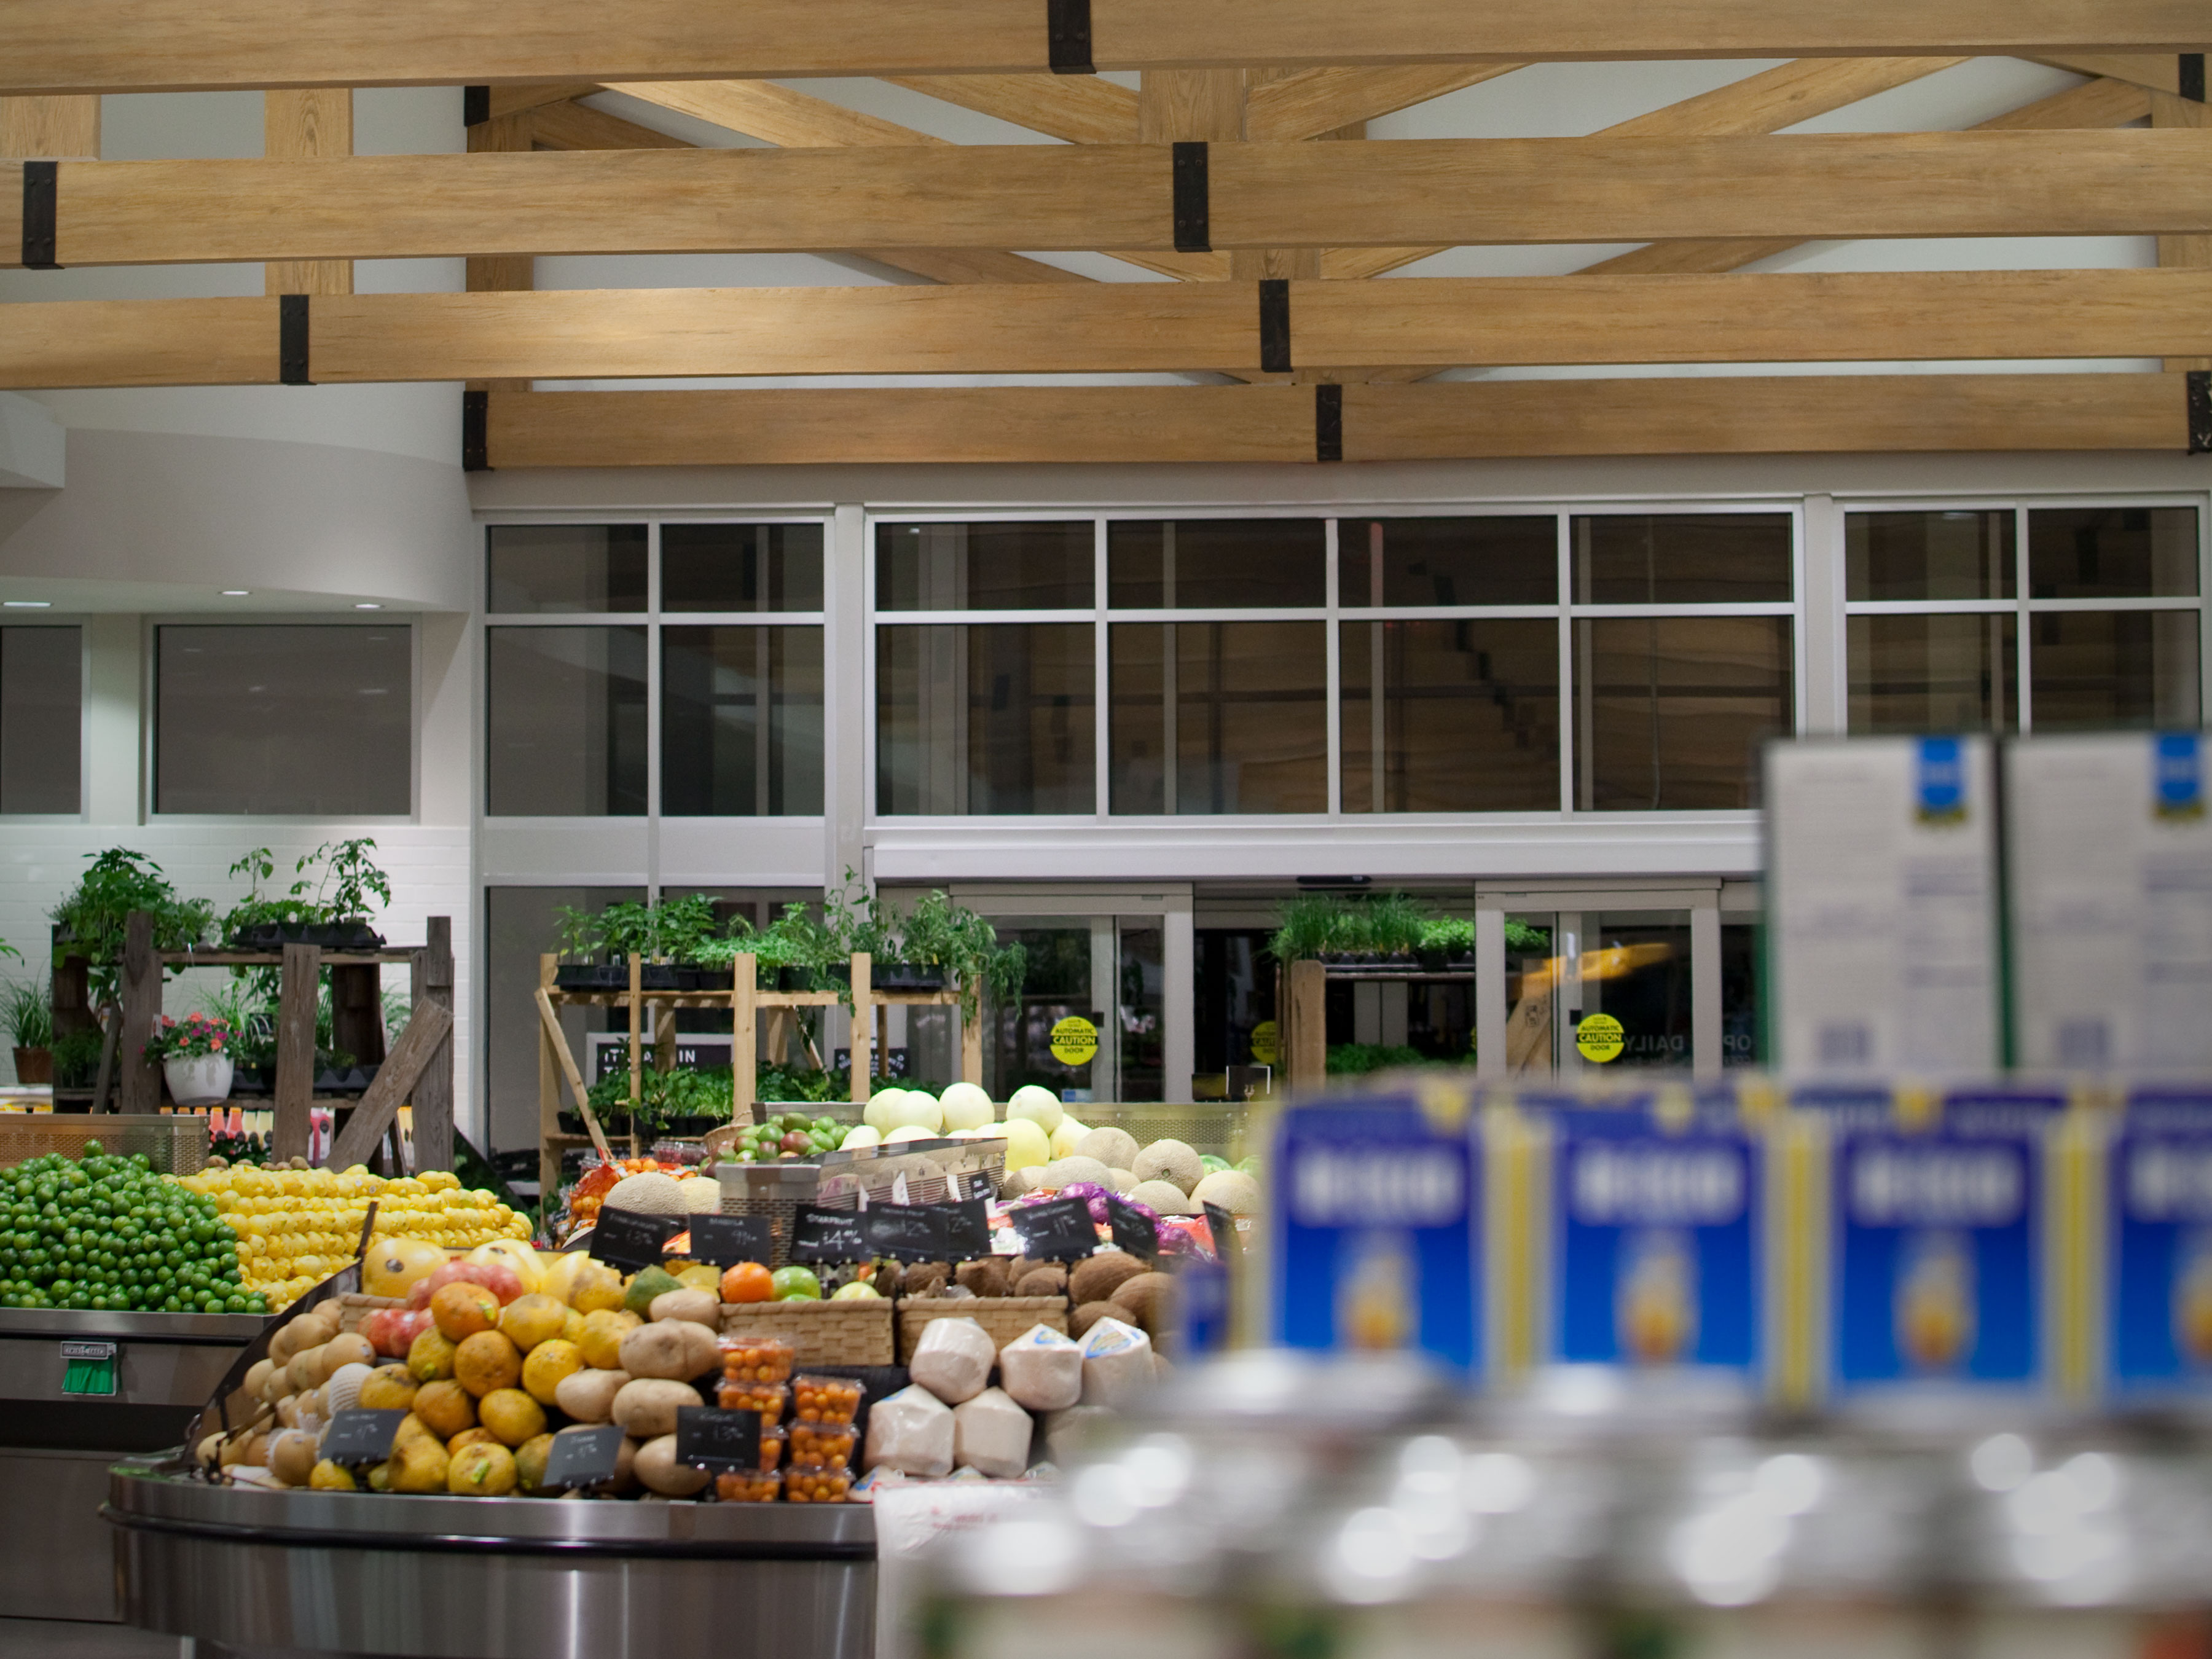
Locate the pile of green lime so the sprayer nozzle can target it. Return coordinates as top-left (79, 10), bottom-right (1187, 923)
top-left (0, 1142), bottom-right (266, 1314)
top-left (731, 1111), bottom-right (844, 1164)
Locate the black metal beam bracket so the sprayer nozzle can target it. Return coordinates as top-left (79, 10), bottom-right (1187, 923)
top-left (1259, 279), bottom-right (1292, 375)
top-left (1047, 0), bottom-right (1094, 73)
top-left (1316, 383), bottom-right (1343, 463)
top-left (1172, 142), bottom-right (1210, 253)
top-left (20, 161), bottom-right (58, 270)
top-left (278, 294), bottom-right (312, 385)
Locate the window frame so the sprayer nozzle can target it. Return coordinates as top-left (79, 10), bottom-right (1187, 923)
top-left (1838, 494), bottom-right (2210, 735)
top-left (0, 616), bottom-right (89, 822)
top-left (146, 612), bottom-right (422, 823)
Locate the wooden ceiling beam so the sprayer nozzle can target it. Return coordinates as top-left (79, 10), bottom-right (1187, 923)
top-left (877, 75), bottom-right (1141, 143)
top-left (4, 0), bottom-right (2203, 96)
top-left (7, 130), bottom-right (2206, 269)
top-left (1242, 65), bottom-right (1531, 140)
top-left (527, 98), bottom-right (691, 151)
top-left (6, 270), bottom-right (2209, 388)
top-left (482, 373), bottom-right (2189, 467)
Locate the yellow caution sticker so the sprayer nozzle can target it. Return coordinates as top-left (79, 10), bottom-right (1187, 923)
top-left (1049, 1016), bottom-right (1098, 1068)
top-left (1249, 1020), bottom-right (1279, 1066)
top-left (1574, 1013), bottom-right (1625, 1064)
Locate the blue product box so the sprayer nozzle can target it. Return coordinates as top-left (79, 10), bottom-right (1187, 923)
top-left (2104, 1090), bottom-right (2212, 1404)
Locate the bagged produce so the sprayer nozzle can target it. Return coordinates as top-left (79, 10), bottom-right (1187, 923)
top-left (952, 1387), bottom-right (1034, 1478)
top-left (1078, 1317), bottom-right (1155, 1410)
top-left (863, 1384), bottom-right (954, 1477)
top-left (908, 1316), bottom-right (995, 1404)
top-left (998, 1323), bottom-right (1082, 1412)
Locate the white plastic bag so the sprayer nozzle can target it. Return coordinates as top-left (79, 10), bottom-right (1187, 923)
top-left (997, 1323), bottom-right (1083, 1412)
top-left (864, 1384), bottom-right (955, 1478)
top-left (952, 1387), bottom-right (1033, 1478)
top-left (908, 1315), bottom-right (997, 1404)
top-left (1078, 1316), bottom-right (1156, 1410)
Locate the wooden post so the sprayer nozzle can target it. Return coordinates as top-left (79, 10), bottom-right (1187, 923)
top-left (328, 962), bottom-right (386, 1072)
top-left (961, 1000), bottom-right (983, 1088)
top-left (117, 911), bottom-right (160, 1113)
top-left (263, 88), bottom-right (353, 296)
top-left (538, 953), bottom-right (563, 1205)
top-left (732, 954), bottom-right (757, 1124)
top-left (653, 1004), bottom-right (677, 1072)
top-left (49, 929), bottom-right (94, 1042)
top-left (849, 952), bottom-right (872, 1104)
top-left (535, 986), bottom-right (613, 1162)
top-left (326, 1000), bottom-right (454, 1170)
top-left (272, 942), bottom-right (320, 1163)
top-left (626, 954), bottom-right (642, 1157)
top-left (1285, 958), bottom-right (1327, 1097)
top-left (410, 917), bottom-right (455, 1171)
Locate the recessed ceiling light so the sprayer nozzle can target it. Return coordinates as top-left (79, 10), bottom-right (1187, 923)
top-left (353, 602), bottom-right (382, 610)
top-left (221, 589), bottom-right (249, 597)
top-left (2, 601), bottom-right (51, 609)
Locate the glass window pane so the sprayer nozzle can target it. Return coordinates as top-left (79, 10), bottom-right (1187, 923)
top-left (662, 626), bottom-right (824, 815)
top-left (1108, 519), bottom-right (1326, 608)
top-left (1846, 509), bottom-right (2014, 601)
top-left (156, 625), bottom-right (411, 815)
top-left (1339, 517), bottom-right (1557, 608)
top-left (1573, 616), bottom-right (1793, 810)
top-left (663, 524), bottom-right (823, 612)
top-left (1578, 912), bottom-right (1693, 1071)
top-left (487, 525), bottom-right (647, 613)
top-left (0, 626), bottom-right (80, 814)
top-left (1505, 913), bottom-right (1559, 1077)
top-left (983, 925), bottom-right (1096, 1101)
top-left (1848, 613), bottom-right (2017, 734)
top-left (1118, 922), bottom-right (1164, 1102)
top-left (876, 624), bottom-right (1094, 814)
top-left (1110, 621), bottom-right (1327, 814)
top-left (2029, 610), bottom-right (2201, 730)
top-left (876, 522), bottom-right (1092, 611)
top-left (1193, 927), bottom-right (1276, 1091)
top-left (1572, 513), bottom-right (1794, 605)
top-left (485, 885), bottom-right (643, 1151)
top-left (2029, 507), bottom-right (2199, 599)
top-left (1340, 619), bottom-right (1559, 812)
top-left (485, 626), bottom-right (648, 815)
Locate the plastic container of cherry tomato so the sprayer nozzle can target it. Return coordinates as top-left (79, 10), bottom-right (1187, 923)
top-left (791, 1375), bottom-right (864, 1425)
top-left (785, 1464), bottom-right (852, 1504)
top-left (719, 1336), bottom-right (795, 1384)
top-left (714, 1469), bottom-right (783, 1504)
top-left (788, 1422), bottom-right (855, 1469)
top-left (717, 1380), bottom-right (788, 1426)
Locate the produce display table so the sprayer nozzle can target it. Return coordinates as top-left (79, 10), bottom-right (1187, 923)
top-left (107, 1464), bottom-right (878, 1659)
top-left (0, 1306), bottom-right (262, 1620)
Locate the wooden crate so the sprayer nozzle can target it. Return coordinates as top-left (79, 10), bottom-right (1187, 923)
top-left (719, 1298), bottom-right (895, 1367)
top-left (895, 1296), bottom-right (1067, 1362)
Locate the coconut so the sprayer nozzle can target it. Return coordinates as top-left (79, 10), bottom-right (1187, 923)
top-left (938, 1081), bottom-right (995, 1132)
top-left (1075, 1126), bottom-right (1142, 1172)
top-left (605, 1172), bottom-right (688, 1216)
top-left (1005, 1085), bottom-right (1064, 1137)
top-left (1128, 1180), bottom-right (1196, 1217)
top-left (1132, 1139), bottom-right (1204, 1196)
top-left (1190, 1169), bottom-right (1261, 1215)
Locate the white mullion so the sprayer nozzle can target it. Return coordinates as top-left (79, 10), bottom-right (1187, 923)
top-left (2018, 595), bottom-right (2207, 614)
top-left (1325, 517), bottom-right (1342, 817)
top-left (2015, 504), bottom-right (2033, 734)
top-left (1791, 498), bottom-right (1812, 736)
top-left (1556, 514), bottom-right (1575, 815)
top-left (1843, 599), bottom-right (2030, 616)
top-left (1093, 517), bottom-right (1110, 823)
top-left (1561, 602), bottom-right (1799, 620)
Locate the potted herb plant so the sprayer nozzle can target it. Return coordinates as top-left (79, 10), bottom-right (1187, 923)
top-left (52, 849), bottom-right (215, 1003)
top-left (223, 840), bottom-right (390, 951)
top-left (1365, 892), bottom-right (1426, 964)
top-left (2, 975), bottom-right (52, 1086)
top-left (146, 1012), bottom-right (237, 1107)
top-left (1268, 892), bottom-right (1350, 965)
top-left (1419, 916), bottom-right (1478, 972)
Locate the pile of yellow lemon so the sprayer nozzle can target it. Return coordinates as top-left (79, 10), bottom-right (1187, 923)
top-left (170, 1164), bottom-right (533, 1311)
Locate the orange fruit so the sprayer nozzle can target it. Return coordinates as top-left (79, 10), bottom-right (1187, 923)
top-left (452, 1329), bottom-right (522, 1398)
top-left (431, 1282), bottom-right (501, 1342)
top-left (407, 1328), bottom-right (457, 1382)
top-left (412, 1378), bottom-right (476, 1440)
top-left (447, 1441), bottom-right (517, 1497)
top-left (722, 1261), bottom-right (774, 1304)
top-left (356, 1363), bottom-right (418, 1413)
top-left (447, 1427), bottom-right (500, 1453)
top-left (576, 1309), bottom-right (639, 1371)
top-left (479, 1387), bottom-right (547, 1447)
top-left (520, 1338), bottom-right (585, 1406)
top-left (498, 1293), bottom-right (568, 1353)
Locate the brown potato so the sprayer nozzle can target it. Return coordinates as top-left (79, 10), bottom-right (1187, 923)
top-left (618, 1319), bottom-right (718, 1382)
top-left (609, 1378), bottom-right (703, 1438)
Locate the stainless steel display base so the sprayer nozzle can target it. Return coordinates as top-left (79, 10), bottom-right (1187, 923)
top-left (108, 1465), bottom-right (878, 1659)
top-left (0, 1308), bottom-right (262, 1622)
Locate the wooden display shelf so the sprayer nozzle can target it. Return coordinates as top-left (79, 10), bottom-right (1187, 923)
top-left (533, 950), bottom-right (982, 1212)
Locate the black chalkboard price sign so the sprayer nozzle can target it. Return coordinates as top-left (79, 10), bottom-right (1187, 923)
top-left (789, 1205), bottom-right (868, 1265)
top-left (930, 1198), bottom-right (991, 1259)
top-left (687, 1212), bottom-right (774, 1269)
top-left (1011, 1196), bottom-right (1096, 1261)
top-left (863, 1204), bottom-right (949, 1263)
top-left (321, 1408), bottom-right (407, 1466)
top-left (1204, 1202), bottom-right (1241, 1258)
top-left (675, 1405), bottom-right (764, 1474)
top-left (544, 1424), bottom-right (628, 1489)
top-left (1104, 1194), bottom-right (1161, 1260)
top-left (590, 1206), bottom-right (680, 1271)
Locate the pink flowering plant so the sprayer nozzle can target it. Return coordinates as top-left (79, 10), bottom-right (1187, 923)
top-left (143, 1013), bottom-right (234, 1062)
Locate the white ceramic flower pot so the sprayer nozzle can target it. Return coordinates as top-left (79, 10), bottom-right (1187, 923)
top-left (163, 1054), bottom-right (234, 1108)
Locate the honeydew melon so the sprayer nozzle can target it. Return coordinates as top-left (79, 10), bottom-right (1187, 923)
top-left (896, 1090), bottom-right (944, 1134)
top-left (839, 1124), bottom-right (884, 1151)
top-left (863, 1088), bottom-right (908, 1133)
top-left (999, 1116), bottom-right (1052, 1171)
top-left (1048, 1116), bottom-right (1091, 1159)
top-left (938, 1081), bottom-right (995, 1132)
top-left (1006, 1085), bottom-right (1064, 1137)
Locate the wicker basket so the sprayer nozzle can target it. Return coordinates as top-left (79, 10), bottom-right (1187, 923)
top-left (718, 1298), bottom-right (895, 1366)
top-left (895, 1295), bottom-right (1067, 1362)
top-left (0, 1112), bottom-right (210, 1174)
top-left (335, 1292), bottom-right (404, 1334)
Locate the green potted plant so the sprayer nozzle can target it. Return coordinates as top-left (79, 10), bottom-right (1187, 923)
top-left (655, 892), bottom-right (724, 990)
top-left (52, 849), bottom-right (216, 1004)
top-left (1268, 892), bottom-right (1350, 964)
top-left (1365, 892), bottom-right (1426, 963)
top-left (224, 840), bottom-right (390, 951)
top-left (551, 905), bottom-right (622, 990)
top-left (1418, 916), bottom-right (1478, 972)
top-left (2, 975), bottom-right (52, 1086)
top-left (890, 889), bottom-right (1027, 1021)
top-left (144, 1012), bottom-right (237, 1107)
